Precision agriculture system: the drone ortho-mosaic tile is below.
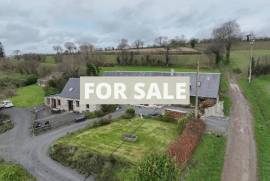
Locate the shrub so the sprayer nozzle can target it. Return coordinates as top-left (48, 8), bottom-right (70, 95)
top-left (168, 119), bottom-right (205, 165)
top-left (232, 68), bottom-right (242, 74)
top-left (177, 116), bottom-right (189, 135)
top-left (94, 110), bottom-right (106, 117)
top-left (161, 111), bottom-right (175, 122)
top-left (84, 111), bottom-right (96, 119)
top-left (136, 153), bottom-right (179, 181)
top-left (100, 105), bottom-right (117, 114)
top-left (122, 107), bottom-right (135, 119)
top-left (44, 86), bottom-right (59, 96)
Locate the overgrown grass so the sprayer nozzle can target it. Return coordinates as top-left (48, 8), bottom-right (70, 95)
top-left (182, 134), bottom-right (226, 181)
top-left (0, 121), bottom-right (14, 134)
top-left (0, 161), bottom-right (35, 181)
top-left (239, 75), bottom-right (270, 181)
top-left (56, 118), bottom-right (177, 163)
top-left (11, 85), bottom-right (45, 108)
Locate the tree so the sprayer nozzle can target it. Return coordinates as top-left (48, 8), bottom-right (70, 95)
top-left (0, 42), bottom-right (5, 58)
top-left (154, 36), bottom-right (168, 47)
top-left (79, 43), bottom-right (95, 55)
top-left (212, 20), bottom-right (240, 64)
top-left (190, 38), bottom-right (198, 48)
top-left (117, 39), bottom-right (129, 49)
top-left (53, 45), bottom-right (63, 54)
top-left (133, 40), bottom-right (144, 49)
top-left (64, 42), bottom-right (77, 53)
top-left (13, 50), bottom-right (21, 60)
top-left (206, 40), bottom-right (225, 65)
top-left (86, 63), bottom-right (99, 76)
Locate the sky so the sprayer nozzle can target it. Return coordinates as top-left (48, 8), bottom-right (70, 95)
top-left (0, 0), bottom-right (270, 55)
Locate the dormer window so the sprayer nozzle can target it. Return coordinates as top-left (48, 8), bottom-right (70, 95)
top-left (69, 88), bottom-right (73, 92)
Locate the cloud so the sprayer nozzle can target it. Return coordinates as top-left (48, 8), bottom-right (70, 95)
top-left (0, 0), bottom-right (270, 54)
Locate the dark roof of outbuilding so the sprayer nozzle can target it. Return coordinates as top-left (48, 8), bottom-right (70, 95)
top-left (103, 71), bottom-right (221, 99)
top-left (54, 71), bottom-right (221, 100)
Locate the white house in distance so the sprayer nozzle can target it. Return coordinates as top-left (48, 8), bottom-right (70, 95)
top-left (45, 71), bottom-right (221, 113)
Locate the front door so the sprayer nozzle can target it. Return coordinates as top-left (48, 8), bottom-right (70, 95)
top-left (68, 100), bottom-right (74, 111)
top-left (51, 99), bottom-right (56, 108)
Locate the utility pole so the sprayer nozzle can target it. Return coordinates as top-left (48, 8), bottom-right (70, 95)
top-left (194, 54), bottom-right (200, 119)
top-left (247, 34), bottom-right (255, 84)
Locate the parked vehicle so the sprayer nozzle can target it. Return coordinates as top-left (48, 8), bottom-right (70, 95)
top-left (1, 100), bottom-right (14, 108)
top-left (74, 115), bottom-right (87, 123)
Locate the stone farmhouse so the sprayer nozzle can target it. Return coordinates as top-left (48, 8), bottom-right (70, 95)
top-left (45, 71), bottom-right (221, 113)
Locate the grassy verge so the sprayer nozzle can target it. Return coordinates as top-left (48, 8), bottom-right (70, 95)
top-left (239, 75), bottom-right (270, 181)
top-left (0, 121), bottom-right (14, 134)
top-left (0, 161), bottom-right (35, 181)
top-left (182, 134), bottom-right (226, 181)
top-left (11, 85), bottom-right (45, 108)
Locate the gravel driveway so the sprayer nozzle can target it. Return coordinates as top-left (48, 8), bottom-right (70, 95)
top-left (222, 81), bottom-right (257, 181)
top-left (0, 108), bottom-right (125, 181)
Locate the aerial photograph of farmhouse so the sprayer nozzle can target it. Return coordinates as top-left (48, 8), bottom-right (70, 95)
top-left (0, 0), bottom-right (269, 181)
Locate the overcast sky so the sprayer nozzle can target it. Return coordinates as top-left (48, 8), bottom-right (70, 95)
top-left (0, 0), bottom-right (270, 55)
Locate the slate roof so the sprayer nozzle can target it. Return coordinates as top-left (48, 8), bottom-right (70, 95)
top-left (57, 78), bottom-right (80, 99)
top-left (52, 71), bottom-right (220, 100)
top-left (103, 71), bottom-right (221, 99)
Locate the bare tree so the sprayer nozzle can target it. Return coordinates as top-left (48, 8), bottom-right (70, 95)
top-left (117, 39), bottom-right (129, 49)
top-left (206, 40), bottom-right (225, 65)
top-left (79, 43), bottom-right (95, 54)
top-left (154, 36), bottom-right (168, 47)
top-left (53, 45), bottom-right (63, 54)
top-left (64, 42), bottom-right (77, 54)
top-left (212, 20), bottom-right (240, 63)
top-left (13, 50), bottom-right (21, 59)
top-left (133, 40), bottom-right (144, 49)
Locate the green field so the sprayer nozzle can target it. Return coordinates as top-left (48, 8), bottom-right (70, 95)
top-left (55, 118), bottom-right (177, 163)
top-left (100, 65), bottom-right (218, 74)
top-left (182, 134), bottom-right (226, 181)
top-left (239, 75), bottom-right (270, 181)
top-left (11, 85), bottom-right (45, 108)
top-left (0, 162), bottom-right (35, 181)
top-left (231, 50), bottom-right (270, 72)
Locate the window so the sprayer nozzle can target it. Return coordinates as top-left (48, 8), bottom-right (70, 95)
top-left (58, 99), bottom-right (61, 106)
top-left (86, 104), bottom-right (90, 109)
top-left (76, 101), bottom-right (80, 107)
top-left (197, 81), bottom-right (201, 87)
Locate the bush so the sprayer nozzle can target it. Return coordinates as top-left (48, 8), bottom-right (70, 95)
top-left (44, 86), bottom-right (59, 96)
top-left (168, 119), bottom-right (205, 165)
top-left (232, 68), bottom-right (242, 74)
top-left (160, 111), bottom-right (175, 122)
top-left (122, 107), bottom-right (135, 119)
top-left (84, 111), bottom-right (96, 119)
top-left (100, 105), bottom-right (117, 114)
top-left (23, 74), bottom-right (38, 85)
top-left (94, 110), bottom-right (106, 117)
top-left (177, 116), bottom-right (189, 135)
top-left (136, 153), bottom-right (179, 181)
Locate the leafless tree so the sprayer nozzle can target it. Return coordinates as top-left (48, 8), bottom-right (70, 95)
top-left (53, 45), bottom-right (63, 54)
top-left (79, 43), bottom-right (95, 54)
top-left (154, 36), bottom-right (168, 47)
top-left (206, 40), bottom-right (225, 65)
top-left (13, 50), bottom-right (21, 59)
top-left (117, 39), bottom-right (129, 49)
top-left (212, 20), bottom-right (240, 63)
top-left (64, 42), bottom-right (77, 54)
top-left (133, 40), bottom-right (144, 49)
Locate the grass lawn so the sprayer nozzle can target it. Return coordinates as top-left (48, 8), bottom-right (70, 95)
top-left (182, 134), bottom-right (226, 181)
top-left (11, 85), bottom-right (45, 108)
top-left (239, 75), bottom-right (270, 181)
top-left (100, 65), bottom-right (219, 74)
top-left (0, 162), bottom-right (35, 181)
top-left (56, 118), bottom-right (177, 163)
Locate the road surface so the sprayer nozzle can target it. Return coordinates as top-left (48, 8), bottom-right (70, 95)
top-left (0, 108), bottom-right (124, 181)
top-left (222, 81), bottom-right (257, 181)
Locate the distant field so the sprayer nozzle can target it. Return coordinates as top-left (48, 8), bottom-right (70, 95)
top-left (54, 118), bottom-right (177, 163)
top-left (182, 134), bottom-right (225, 181)
top-left (239, 75), bottom-right (270, 181)
top-left (0, 162), bottom-right (35, 181)
top-left (230, 50), bottom-right (270, 72)
top-left (11, 85), bottom-right (45, 108)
